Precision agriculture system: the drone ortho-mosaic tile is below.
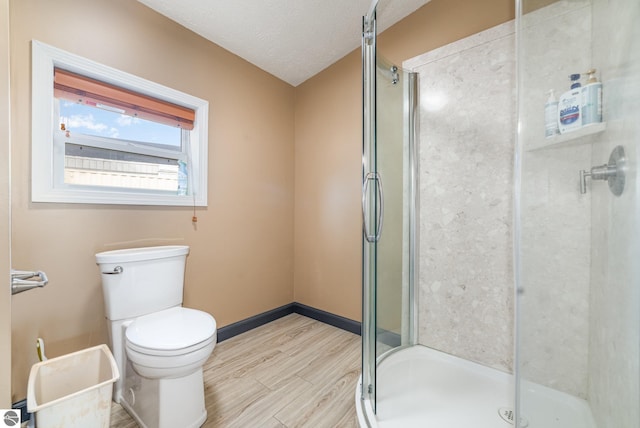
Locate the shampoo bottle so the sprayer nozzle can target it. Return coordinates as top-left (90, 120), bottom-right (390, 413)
top-left (558, 74), bottom-right (582, 134)
top-left (545, 89), bottom-right (559, 138)
top-left (581, 68), bottom-right (602, 126)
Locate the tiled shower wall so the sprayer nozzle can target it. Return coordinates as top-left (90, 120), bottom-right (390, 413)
top-left (404, 22), bottom-right (516, 373)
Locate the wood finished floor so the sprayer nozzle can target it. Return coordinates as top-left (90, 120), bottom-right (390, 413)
top-left (110, 314), bottom-right (361, 428)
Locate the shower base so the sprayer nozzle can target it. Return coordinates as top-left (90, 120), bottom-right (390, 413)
top-left (355, 345), bottom-right (597, 428)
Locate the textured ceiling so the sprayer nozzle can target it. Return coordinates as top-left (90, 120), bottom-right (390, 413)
top-left (137, 0), bottom-right (430, 86)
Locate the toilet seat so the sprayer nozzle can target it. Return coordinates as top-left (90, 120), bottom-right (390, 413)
top-left (125, 306), bottom-right (217, 379)
top-left (126, 306), bottom-right (216, 355)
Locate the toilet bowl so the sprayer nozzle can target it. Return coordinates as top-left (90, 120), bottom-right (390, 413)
top-left (96, 245), bottom-right (216, 428)
top-left (125, 307), bottom-right (216, 379)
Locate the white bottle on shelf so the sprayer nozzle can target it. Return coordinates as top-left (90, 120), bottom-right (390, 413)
top-left (544, 89), bottom-right (559, 138)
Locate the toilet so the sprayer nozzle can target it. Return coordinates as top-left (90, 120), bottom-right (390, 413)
top-left (95, 245), bottom-right (216, 428)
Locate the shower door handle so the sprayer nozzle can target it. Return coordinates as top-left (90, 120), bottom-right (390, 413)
top-left (362, 172), bottom-right (384, 243)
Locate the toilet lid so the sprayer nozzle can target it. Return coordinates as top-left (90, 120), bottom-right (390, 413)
top-left (126, 307), bottom-right (216, 351)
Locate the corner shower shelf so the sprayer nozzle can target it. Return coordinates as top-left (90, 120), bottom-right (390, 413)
top-left (527, 122), bottom-right (607, 151)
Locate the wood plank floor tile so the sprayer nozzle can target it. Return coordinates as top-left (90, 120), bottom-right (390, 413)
top-left (204, 377), bottom-right (272, 426)
top-left (110, 402), bottom-right (138, 428)
top-left (204, 346), bottom-right (287, 384)
top-left (255, 326), bottom-right (356, 391)
top-left (222, 375), bottom-right (312, 428)
top-left (110, 314), bottom-right (361, 428)
top-left (273, 367), bottom-right (361, 428)
top-left (334, 406), bottom-right (359, 428)
top-left (213, 315), bottom-right (316, 365)
top-left (295, 333), bottom-right (361, 386)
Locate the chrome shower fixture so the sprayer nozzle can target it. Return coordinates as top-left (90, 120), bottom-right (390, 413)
top-left (580, 145), bottom-right (626, 196)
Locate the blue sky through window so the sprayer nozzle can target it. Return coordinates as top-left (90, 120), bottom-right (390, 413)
top-left (59, 100), bottom-right (181, 148)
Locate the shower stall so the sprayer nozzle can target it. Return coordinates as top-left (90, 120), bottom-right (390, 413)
top-left (357, 0), bottom-right (639, 427)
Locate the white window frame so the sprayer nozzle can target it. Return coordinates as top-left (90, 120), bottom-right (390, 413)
top-left (32, 40), bottom-right (209, 206)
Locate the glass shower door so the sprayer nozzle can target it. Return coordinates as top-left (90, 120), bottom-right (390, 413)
top-left (361, 4), bottom-right (418, 414)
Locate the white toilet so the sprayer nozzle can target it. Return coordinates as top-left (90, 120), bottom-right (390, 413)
top-left (95, 245), bottom-right (216, 428)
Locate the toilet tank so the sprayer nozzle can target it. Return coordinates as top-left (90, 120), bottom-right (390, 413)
top-left (95, 246), bottom-right (190, 321)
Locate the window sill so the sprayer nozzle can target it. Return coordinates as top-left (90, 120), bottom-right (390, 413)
top-left (32, 186), bottom-right (204, 207)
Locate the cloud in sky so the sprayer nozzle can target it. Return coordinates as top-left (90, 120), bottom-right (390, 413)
top-left (59, 102), bottom-right (181, 147)
top-left (116, 114), bottom-right (141, 127)
top-left (61, 112), bottom-right (133, 139)
top-left (62, 114), bottom-right (109, 133)
top-left (61, 111), bottom-right (141, 137)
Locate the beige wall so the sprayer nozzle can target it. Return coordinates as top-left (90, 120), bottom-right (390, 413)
top-left (293, 52), bottom-right (363, 321)
top-left (293, 0), bottom-right (514, 322)
top-left (1, 0), bottom-right (11, 407)
top-left (9, 0), bottom-right (294, 400)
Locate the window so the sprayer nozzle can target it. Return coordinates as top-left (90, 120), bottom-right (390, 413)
top-left (32, 40), bottom-right (209, 206)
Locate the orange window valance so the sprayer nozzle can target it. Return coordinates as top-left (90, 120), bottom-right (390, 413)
top-left (54, 68), bottom-right (195, 130)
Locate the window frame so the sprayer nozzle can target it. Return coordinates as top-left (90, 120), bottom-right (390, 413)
top-left (32, 40), bottom-right (209, 206)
